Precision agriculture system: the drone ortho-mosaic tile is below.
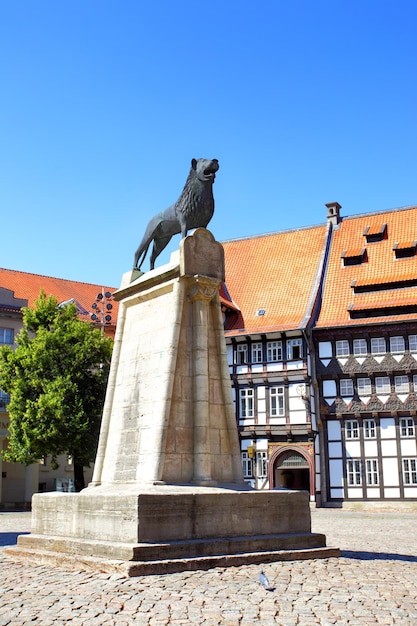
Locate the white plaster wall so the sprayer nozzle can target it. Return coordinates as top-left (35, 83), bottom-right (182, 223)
top-left (318, 341), bottom-right (332, 358)
top-left (380, 418), bottom-right (396, 438)
top-left (329, 459), bottom-right (343, 486)
top-left (382, 457), bottom-right (400, 486)
top-left (400, 439), bottom-right (417, 456)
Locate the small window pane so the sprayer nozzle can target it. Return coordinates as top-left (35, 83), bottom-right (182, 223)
top-left (390, 336), bottom-right (405, 353)
top-left (267, 341), bottom-right (282, 362)
top-left (0, 328), bottom-right (14, 345)
top-left (409, 335), bottom-right (417, 351)
top-left (375, 376), bottom-right (390, 394)
top-left (353, 339), bottom-right (367, 356)
top-left (251, 342), bottom-right (263, 363)
top-left (371, 337), bottom-right (386, 354)
top-left (364, 419), bottom-right (376, 439)
top-left (236, 344), bottom-right (248, 364)
top-left (242, 452), bottom-right (253, 478)
top-left (340, 379), bottom-right (354, 396)
top-left (270, 386), bottom-right (284, 417)
top-left (336, 340), bottom-right (349, 357)
top-left (395, 376), bottom-right (409, 393)
top-left (256, 451), bottom-right (268, 478)
top-left (400, 418), bottom-right (414, 437)
top-left (403, 458), bottom-right (417, 484)
top-left (239, 388), bottom-right (254, 418)
top-left (366, 459), bottom-right (379, 485)
top-left (357, 378), bottom-right (371, 395)
top-left (346, 420), bottom-right (359, 439)
top-left (347, 459), bottom-right (362, 485)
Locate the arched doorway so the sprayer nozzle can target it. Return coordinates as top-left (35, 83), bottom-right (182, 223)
top-left (270, 447), bottom-right (312, 494)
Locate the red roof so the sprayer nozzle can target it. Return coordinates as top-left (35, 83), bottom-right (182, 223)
top-left (0, 268), bottom-right (118, 331)
top-left (222, 224), bottom-right (328, 335)
top-left (315, 205), bottom-right (417, 328)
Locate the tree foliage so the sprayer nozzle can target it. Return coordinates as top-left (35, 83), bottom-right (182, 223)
top-left (0, 291), bottom-right (113, 490)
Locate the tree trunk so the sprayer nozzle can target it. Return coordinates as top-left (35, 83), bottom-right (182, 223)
top-left (73, 459), bottom-right (85, 492)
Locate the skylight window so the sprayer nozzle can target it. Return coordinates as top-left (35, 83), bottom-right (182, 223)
top-left (341, 248), bottom-right (367, 266)
top-left (393, 241), bottom-right (417, 259)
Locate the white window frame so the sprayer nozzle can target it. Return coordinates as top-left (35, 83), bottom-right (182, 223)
top-left (335, 340), bottom-right (349, 357)
top-left (394, 375), bottom-right (409, 394)
top-left (357, 377), bottom-right (371, 395)
top-left (365, 459), bottom-right (379, 486)
top-left (256, 451), bottom-right (268, 479)
top-left (239, 388), bottom-right (254, 418)
top-left (353, 338), bottom-right (367, 356)
top-left (0, 327), bottom-right (13, 345)
top-left (364, 418), bottom-right (376, 439)
top-left (270, 386), bottom-right (285, 417)
top-left (371, 337), bottom-right (386, 355)
top-left (375, 376), bottom-right (390, 394)
top-left (241, 452), bottom-right (253, 478)
top-left (251, 342), bottom-right (263, 363)
top-left (400, 417), bottom-right (415, 438)
top-left (235, 344), bottom-right (248, 364)
top-left (340, 379), bottom-right (354, 396)
top-left (267, 341), bottom-right (282, 362)
top-left (402, 458), bottom-right (417, 485)
top-left (390, 336), bottom-right (405, 353)
top-left (409, 335), bottom-right (417, 352)
top-left (347, 459), bottom-right (362, 486)
top-left (346, 419), bottom-right (359, 439)
top-left (287, 338), bottom-right (303, 360)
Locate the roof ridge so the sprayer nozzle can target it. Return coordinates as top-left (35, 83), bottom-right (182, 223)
top-left (222, 222), bottom-right (326, 244)
top-left (0, 267), bottom-right (116, 290)
top-left (342, 203), bottom-right (417, 222)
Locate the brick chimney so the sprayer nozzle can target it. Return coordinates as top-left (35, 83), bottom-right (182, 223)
top-left (325, 202), bottom-right (341, 226)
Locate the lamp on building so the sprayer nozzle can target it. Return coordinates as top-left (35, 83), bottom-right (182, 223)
top-left (91, 289), bottom-right (113, 334)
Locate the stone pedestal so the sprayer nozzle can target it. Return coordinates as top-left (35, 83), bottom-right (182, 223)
top-left (9, 229), bottom-right (338, 575)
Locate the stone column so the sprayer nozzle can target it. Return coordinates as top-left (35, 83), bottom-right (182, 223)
top-left (24, 463), bottom-right (39, 503)
top-left (188, 275), bottom-right (220, 485)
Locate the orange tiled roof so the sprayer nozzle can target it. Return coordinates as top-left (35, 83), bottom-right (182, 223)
top-left (222, 224), bottom-right (328, 335)
top-left (315, 205), bottom-right (417, 328)
top-left (0, 267), bottom-right (118, 328)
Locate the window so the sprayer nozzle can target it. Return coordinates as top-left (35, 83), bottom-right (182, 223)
top-left (270, 386), bottom-right (285, 417)
top-left (346, 420), bottom-right (359, 439)
top-left (375, 376), bottom-right (390, 394)
top-left (347, 459), bottom-right (362, 486)
top-left (335, 340), bottom-right (349, 357)
top-left (256, 451), bottom-right (268, 478)
top-left (364, 419), bottom-right (376, 439)
top-left (409, 335), bottom-right (417, 352)
top-left (357, 377), bottom-right (371, 395)
top-left (0, 328), bottom-right (13, 345)
top-left (251, 342), bottom-right (263, 363)
top-left (241, 452), bottom-right (253, 478)
top-left (371, 337), bottom-right (386, 354)
top-left (400, 418), bottom-right (415, 438)
top-left (365, 459), bottom-right (379, 485)
top-left (287, 338), bottom-right (303, 360)
top-left (239, 388), bottom-right (254, 418)
top-left (402, 458), bottom-right (417, 485)
top-left (390, 336), bottom-right (405, 353)
top-left (267, 341), bottom-right (283, 362)
top-left (413, 375), bottom-right (417, 391)
top-left (395, 376), bottom-right (409, 394)
top-left (340, 379), bottom-right (354, 396)
top-left (0, 390), bottom-right (10, 409)
top-left (353, 339), bottom-right (367, 356)
top-left (236, 344), bottom-right (248, 364)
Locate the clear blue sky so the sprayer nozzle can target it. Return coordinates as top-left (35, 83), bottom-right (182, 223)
top-left (1, 1), bottom-right (416, 288)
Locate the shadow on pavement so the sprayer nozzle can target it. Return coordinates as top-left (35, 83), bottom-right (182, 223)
top-left (342, 550), bottom-right (417, 562)
top-left (0, 532), bottom-right (30, 547)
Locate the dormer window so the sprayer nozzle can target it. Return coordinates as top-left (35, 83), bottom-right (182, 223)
top-left (393, 241), bottom-right (417, 259)
top-left (363, 223), bottom-right (387, 243)
top-left (341, 248), bottom-right (367, 266)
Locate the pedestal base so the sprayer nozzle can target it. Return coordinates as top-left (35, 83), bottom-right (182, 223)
top-left (7, 485), bottom-right (340, 576)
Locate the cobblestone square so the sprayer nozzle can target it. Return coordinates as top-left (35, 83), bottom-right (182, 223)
top-left (1, 508), bottom-right (416, 624)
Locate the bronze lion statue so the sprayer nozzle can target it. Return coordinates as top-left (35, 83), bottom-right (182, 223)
top-left (133, 158), bottom-right (219, 271)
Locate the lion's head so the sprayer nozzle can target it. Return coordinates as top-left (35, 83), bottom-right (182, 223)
top-left (191, 158), bottom-right (219, 183)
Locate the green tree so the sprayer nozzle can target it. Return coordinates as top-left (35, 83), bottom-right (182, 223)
top-left (0, 291), bottom-right (113, 491)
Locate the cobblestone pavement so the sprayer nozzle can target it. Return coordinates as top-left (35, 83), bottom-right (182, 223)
top-left (1, 508), bottom-right (417, 625)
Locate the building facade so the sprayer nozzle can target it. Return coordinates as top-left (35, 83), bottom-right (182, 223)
top-left (0, 269), bottom-right (117, 507)
top-left (1, 202), bottom-right (417, 507)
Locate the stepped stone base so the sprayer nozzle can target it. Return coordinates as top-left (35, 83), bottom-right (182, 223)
top-left (7, 486), bottom-right (339, 576)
